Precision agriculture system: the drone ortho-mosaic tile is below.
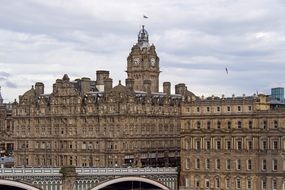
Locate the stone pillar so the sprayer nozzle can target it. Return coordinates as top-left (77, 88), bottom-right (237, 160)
top-left (60, 166), bottom-right (77, 190)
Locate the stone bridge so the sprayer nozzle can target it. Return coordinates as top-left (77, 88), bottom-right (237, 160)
top-left (0, 167), bottom-right (178, 190)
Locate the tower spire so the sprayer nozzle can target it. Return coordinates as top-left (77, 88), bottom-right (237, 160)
top-left (137, 25), bottom-right (149, 48)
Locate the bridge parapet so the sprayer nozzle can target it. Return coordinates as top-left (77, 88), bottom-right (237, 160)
top-left (0, 167), bottom-right (178, 190)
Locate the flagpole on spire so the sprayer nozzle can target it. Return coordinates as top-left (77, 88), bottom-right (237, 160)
top-left (142, 14), bottom-right (149, 27)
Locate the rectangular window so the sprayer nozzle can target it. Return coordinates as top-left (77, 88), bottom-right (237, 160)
top-left (263, 120), bottom-right (267, 129)
top-left (248, 141), bottom-right (253, 151)
top-left (227, 106), bottom-right (231, 111)
top-left (196, 141), bottom-right (201, 150)
top-left (216, 159), bottom-right (220, 170)
top-left (247, 179), bottom-right (252, 189)
top-left (236, 159), bottom-right (241, 170)
top-left (227, 121), bottom-right (231, 129)
top-left (207, 121), bottom-right (211, 129)
top-left (237, 121), bottom-right (242, 129)
top-left (236, 178), bottom-right (241, 189)
top-left (272, 179), bottom-right (277, 190)
top-left (206, 159), bottom-right (210, 170)
top-left (226, 159), bottom-right (231, 170)
top-left (215, 178), bottom-right (220, 188)
top-left (262, 159), bottom-right (267, 171)
top-left (248, 121), bottom-right (253, 129)
top-left (217, 121), bottom-right (221, 129)
top-left (216, 141), bottom-right (221, 150)
top-left (237, 141), bottom-right (242, 150)
top-left (217, 107), bottom-right (220, 112)
top-left (227, 141), bottom-right (231, 150)
top-left (225, 179), bottom-right (230, 189)
top-left (247, 159), bottom-right (252, 170)
top-left (261, 180), bottom-right (266, 190)
top-left (273, 159), bottom-right (278, 171)
top-left (206, 141), bottom-right (211, 150)
top-left (186, 158), bottom-right (190, 169)
top-left (262, 140), bottom-right (267, 150)
top-left (205, 179), bottom-right (210, 189)
top-left (273, 141), bottom-right (278, 150)
top-left (196, 158), bottom-right (200, 169)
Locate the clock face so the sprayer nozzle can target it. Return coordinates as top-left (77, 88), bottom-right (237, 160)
top-left (150, 58), bottom-right (155, 66)
top-left (133, 58), bottom-right (140, 65)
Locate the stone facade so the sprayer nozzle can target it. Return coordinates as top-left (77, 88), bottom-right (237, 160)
top-left (180, 94), bottom-right (285, 190)
top-left (0, 89), bottom-right (14, 158)
top-left (12, 26), bottom-right (184, 168)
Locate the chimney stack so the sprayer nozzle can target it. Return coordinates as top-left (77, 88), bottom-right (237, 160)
top-left (96, 70), bottom-right (109, 91)
top-left (35, 82), bottom-right (44, 96)
top-left (163, 82), bottom-right (171, 95)
top-left (175, 83), bottom-right (186, 95)
top-left (80, 77), bottom-right (91, 94)
top-left (104, 78), bottom-right (113, 92)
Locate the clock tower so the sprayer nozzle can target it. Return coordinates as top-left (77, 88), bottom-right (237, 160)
top-left (126, 25), bottom-right (160, 92)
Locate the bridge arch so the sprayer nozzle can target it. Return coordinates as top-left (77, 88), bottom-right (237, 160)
top-left (91, 176), bottom-right (170, 190)
top-left (0, 179), bottom-right (41, 190)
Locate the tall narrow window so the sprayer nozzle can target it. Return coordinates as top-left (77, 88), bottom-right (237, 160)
top-left (247, 159), bottom-right (252, 170)
top-left (206, 140), bottom-right (211, 150)
top-left (237, 141), bottom-right (242, 150)
top-left (226, 159), bottom-right (231, 170)
top-left (236, 159), bottom-right (241, 170)
top-left (262, 159), bottom-right (267, 171)
top-left (205, 179), bottom-right (210, 189)
top-left (272, 179), bottom-right (277, 190)
top-left (216, 140), bottom-right (221, 150)
top-left (216, 159), bottom-right (221, 170)
top-left (196, 121), bottom-right (201, 129)
top-left (248, 141), bottom-right (253, 151)
top-left (261, 179), bottom-right (266, 190)
top-left (237, 121), bottom-right (242, 129)
top-left (272, 159), bottom-right (278, 171)
top-left (248, 120), bottom-right (253, 129)
top-left (186, 158), bottom-right (190, 169)
top-left (273, 141), bottom-right (278, 150)
top-left (236, 178), bottom-right (241, 189)
top-left (247, 179), bottom-right (252, 189)
top-left (196, 158), bottom-right (200, 169)
top-left (206, 159), bottom-right (210, 170)
top-left (207, 121), bottom-right (211, 129)
top-left (215, 178), bottom-right (220, 188)
top-left (227, 121), bottom-right (231, 129)
top-left (196, 140), bottom-right (201, 150)
top-left (225, 178), bottom-right (230, 189)
top-left (217, 121), bottom-right (221, 129)
top-left (227, 141), bottom-right (231, 150)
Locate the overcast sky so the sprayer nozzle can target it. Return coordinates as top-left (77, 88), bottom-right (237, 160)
top-left (0, 0), bottom-right (285, 102)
